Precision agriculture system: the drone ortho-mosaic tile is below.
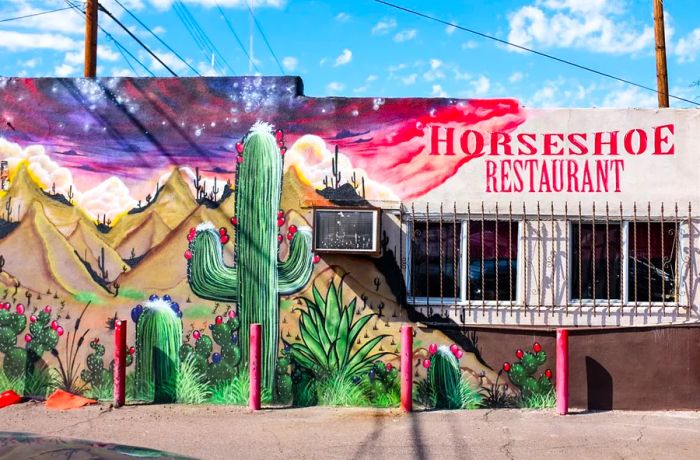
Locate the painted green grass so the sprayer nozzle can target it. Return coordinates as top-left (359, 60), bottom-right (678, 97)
top-left (182, 305), bottom-right (214, 320)
top-left (0, 366), bottom-right (58, 398)
top-left (414, 376), bottom-right (482, 410)
top-left (519, 390), bottom-right (556, 409)
top-left (315, 373), bottom-right (370, 407)
top-left (209, 373), bottom-right (272, 406)
top-left (117, 288), bottom-right (146, 301)
top-left (176, 355), bottom-right (210, 404)
top-left (73, 291), bottom-right (104, 304)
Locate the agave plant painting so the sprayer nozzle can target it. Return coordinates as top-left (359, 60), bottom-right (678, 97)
top-left (290, 278), bottom-right (389, 380)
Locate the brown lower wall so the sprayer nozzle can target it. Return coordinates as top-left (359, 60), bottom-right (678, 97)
top-left (468, 325), bottom-right (700, 410)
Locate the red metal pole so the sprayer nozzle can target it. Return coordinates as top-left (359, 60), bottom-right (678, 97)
top-left (556, 328), bottom-right (569, 415)
top-left (249, 323), bottom-right (262, 411)
top-left (400, 325), bottom-right (413, 412)
top-left (113, 320), bottom-right (127, 408)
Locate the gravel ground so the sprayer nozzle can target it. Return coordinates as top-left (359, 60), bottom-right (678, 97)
top-left (1, 402), bottom-right (699, 459)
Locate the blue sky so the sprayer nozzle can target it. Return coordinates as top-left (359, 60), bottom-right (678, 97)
top-left (1, 0), bottom-right (699, 108)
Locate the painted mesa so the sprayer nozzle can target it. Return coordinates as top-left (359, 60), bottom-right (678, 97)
top-left (0, 76), bottom-right (697, 414)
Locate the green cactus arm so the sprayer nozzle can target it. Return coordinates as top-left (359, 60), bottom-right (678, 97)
top-left (277, 228), bottom-right (313, 295)
top-left (187, 227), bottom-right (239, 302)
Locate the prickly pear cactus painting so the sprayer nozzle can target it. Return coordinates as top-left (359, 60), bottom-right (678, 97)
top-left (186, 122), bottom-right (313, 392)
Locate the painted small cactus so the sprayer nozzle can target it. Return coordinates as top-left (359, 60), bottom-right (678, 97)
top-left (81, 337), bottom-right (133, 395)
top-left (133, 295), bottom-right (182, 403)
top-left (503, 342), bottom-right (553, 398)
top-left (179, 309), bottom-right (241, 385)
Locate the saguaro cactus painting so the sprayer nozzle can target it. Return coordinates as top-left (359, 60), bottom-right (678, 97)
top-left (186, 122), bottom-right (314, 392)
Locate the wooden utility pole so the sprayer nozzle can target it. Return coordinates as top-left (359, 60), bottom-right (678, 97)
top-left (653, 0), bottom-right (669, 108)
top-left (84, 0), bottom-right (98, 77)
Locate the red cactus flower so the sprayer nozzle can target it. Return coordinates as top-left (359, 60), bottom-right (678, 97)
top-left (192, 330), bottom-right (201, 341)
top-left (516, 349), bottom-right (524, 359)
top-left (385, 363), bottom-right (393, 372)
top-left (129, 346), bottom-right (136, 355)
top-left (533, 342), bottom-right (542, 353)
top-left (277, 217), bottom-right (285, 227)
top-left (215, 315), bottom-right (223, 325)
top-left (228, 310), bottom-right (236, 318)
top-left (545, 369), bottom-right (553, 379)
top-left (275, 129), bottom-right (284, 141)
top-left (286, 232), bottom-right (293, 241)
top-left (455, 349), bottom-right (463, 359)
top-left (237, 155), bottom-right (244, 164)
top-left (503, 362), bottom-right (511, 372)
top-left (428, 343), bottom-right (438, 355)
top-left (449, 344), bottom-right (459, 355)
top-left (235, 141), bottom-right (244, 154)
top-left (422, 359), bottom-right (431, 369)
top-left (15, 304), bottom-right (24, 315)
top-left (56, 326), bottom-right (64, 336)
top-left (277, 210), bottom-right (284, 218)
top-left (220, 235), bottom-right (230, 245)
top-left (24, 334), bottom-right (32, 343)
top-left (278, 234), bottom-right (284, 243)
top-left (219, 227), bottom-right (227, 236)
top-left (280, 146), bottom-right (287, 155)
top-left (43, 305), bottom-right (52, 314)
top-left (29, 315), bottom-right (37, 323)
top-left (51, 320), bottom-right (59, 330)
top-left (312, 254), bottom-right (321, 264)
top-left (184, 250), bottom-right (193, 260)
top-left (277, 140), bottom-right (284, 148)
top-left (230, 216), bottom-right (238, 226)
top-left (187, 233), bottom-right (195, 242)
top-left (288, 225), bottom-right (297, 234)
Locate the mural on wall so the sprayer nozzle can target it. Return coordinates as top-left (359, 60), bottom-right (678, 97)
top-left (0, 76), bottom-right (578, 408)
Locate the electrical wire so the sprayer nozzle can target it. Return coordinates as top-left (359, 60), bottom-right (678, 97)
top-left (98, 3), bottom-right (178, 76)
top-left (215, 3), bottom-right (260, 74)
top-left (173, 0), bottom-right (235, 75)
top-left (246, 3), bottom-right (285, 74)
top-left (108, 30), bottom-right (141, 76)
top-left (172, 1), bottom-right (225, 75)
top-left (374, 0), bottom-right (700, 107)
top-left (0, 5), bottom-right (76, 23)
top-left (113, 0), bottom-right (200, 76)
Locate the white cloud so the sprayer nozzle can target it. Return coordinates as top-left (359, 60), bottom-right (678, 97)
top-left (353, 86), bottom-right (368, 94)
top-left (372, 18), bottom-right (397, 35)
top-left (0, 30), bottom-right (78, 52)
top-left (335, 12), bottom-right (350, 22)
top-left (394, 29), bottom-right (417, 43)
top-left (461, 40), bottom-right (478, 49)
top-left (366, 74), bottom-right (378, 82)
top-left (423, 59), bottom-right (444, 81)
top-left (470, 75), bottom-right (491, 95)
top-left (334, 49), bottom-right (352, 67)
top-left (508, 71), bottom-right (524, 83)
top-left (445, 22), bottom-right (458, 35)
top-left (431, 85), bottom-right (447, 97)
top-left (675, 28), bottom-right (700, 63)
top-left (19, 58), bottom-right (39, 69)
top-left (326, 81), bottom-right (345, 94)
top-left (150, 0), bottom-right (285, 9)
top-left (282, 56), bottom-right (298, 72)
top-left (54, 64), bottom-right (76, 78)
top-left (600, 86), bottom-right (658, 108)
top-left (507, 1), bottom-right (653, 54)
top-left (401, 73), bottom-right (417, 85)
top-left (147, 50), bottom-right (190, 72)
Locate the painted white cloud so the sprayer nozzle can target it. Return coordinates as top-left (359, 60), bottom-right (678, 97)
top-left (78, 177), bottom-right (138, 221)
top-left (282, 56), bottom-right (298, 72)
top-left (334, 49), bottom-right (352, 67)
top-left (394, 29), bottom-right (417, 43)
top-left (283, 135), bottom-right (398, 201)
top-left (507, 1), bottom-right (653, 54)
top-left (372, 18), bottom-right (397, 35)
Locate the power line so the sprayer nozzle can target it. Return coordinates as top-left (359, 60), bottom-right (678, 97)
top-left (0, 5), bottom-right (76, 23)
top-left (246, 3), bottom-right (285, 75)
top-left (215, 3), bottom-right (260, 74)
top-left (173, 0), bottom-right (235, 75)
top-left (113, 0), bottom-right (200, 76)
top-left (64, 0), bottom-right (154, 77)
top-left (109, 32), bottom-right (142, 76)
top-left (374, 0), bottom-right (700, 107)
top-left (98, 3), bottom-right (178, 76)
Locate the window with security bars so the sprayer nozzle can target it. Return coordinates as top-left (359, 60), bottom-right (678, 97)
top-left (570, 223), bottom-right (622, 301)
top-left (628, 222), bottom-right (678, 303)
top-left (410, 221), bottom-right (460, 299)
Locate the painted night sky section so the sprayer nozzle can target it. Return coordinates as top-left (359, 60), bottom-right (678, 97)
top-left (0, 76), bottom-right (524, 215)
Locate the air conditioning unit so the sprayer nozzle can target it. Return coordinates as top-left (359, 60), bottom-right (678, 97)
top-left (313, 207), bottom-right (381, 256)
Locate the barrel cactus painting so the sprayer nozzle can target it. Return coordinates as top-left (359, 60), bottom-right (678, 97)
top-left (133, 296), bottom-right (183, 403)
top-left (185, 122), bottom-right (314, 393)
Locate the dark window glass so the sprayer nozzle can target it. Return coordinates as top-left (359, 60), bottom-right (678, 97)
top-left (466, 221), bottom-right (518, 301)
top-left (571, 223), bottom-right (621, 300)
top-left (411, 221), bottom-right (460, 298)
top-left (628, 223), bottom-right (677, 302)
